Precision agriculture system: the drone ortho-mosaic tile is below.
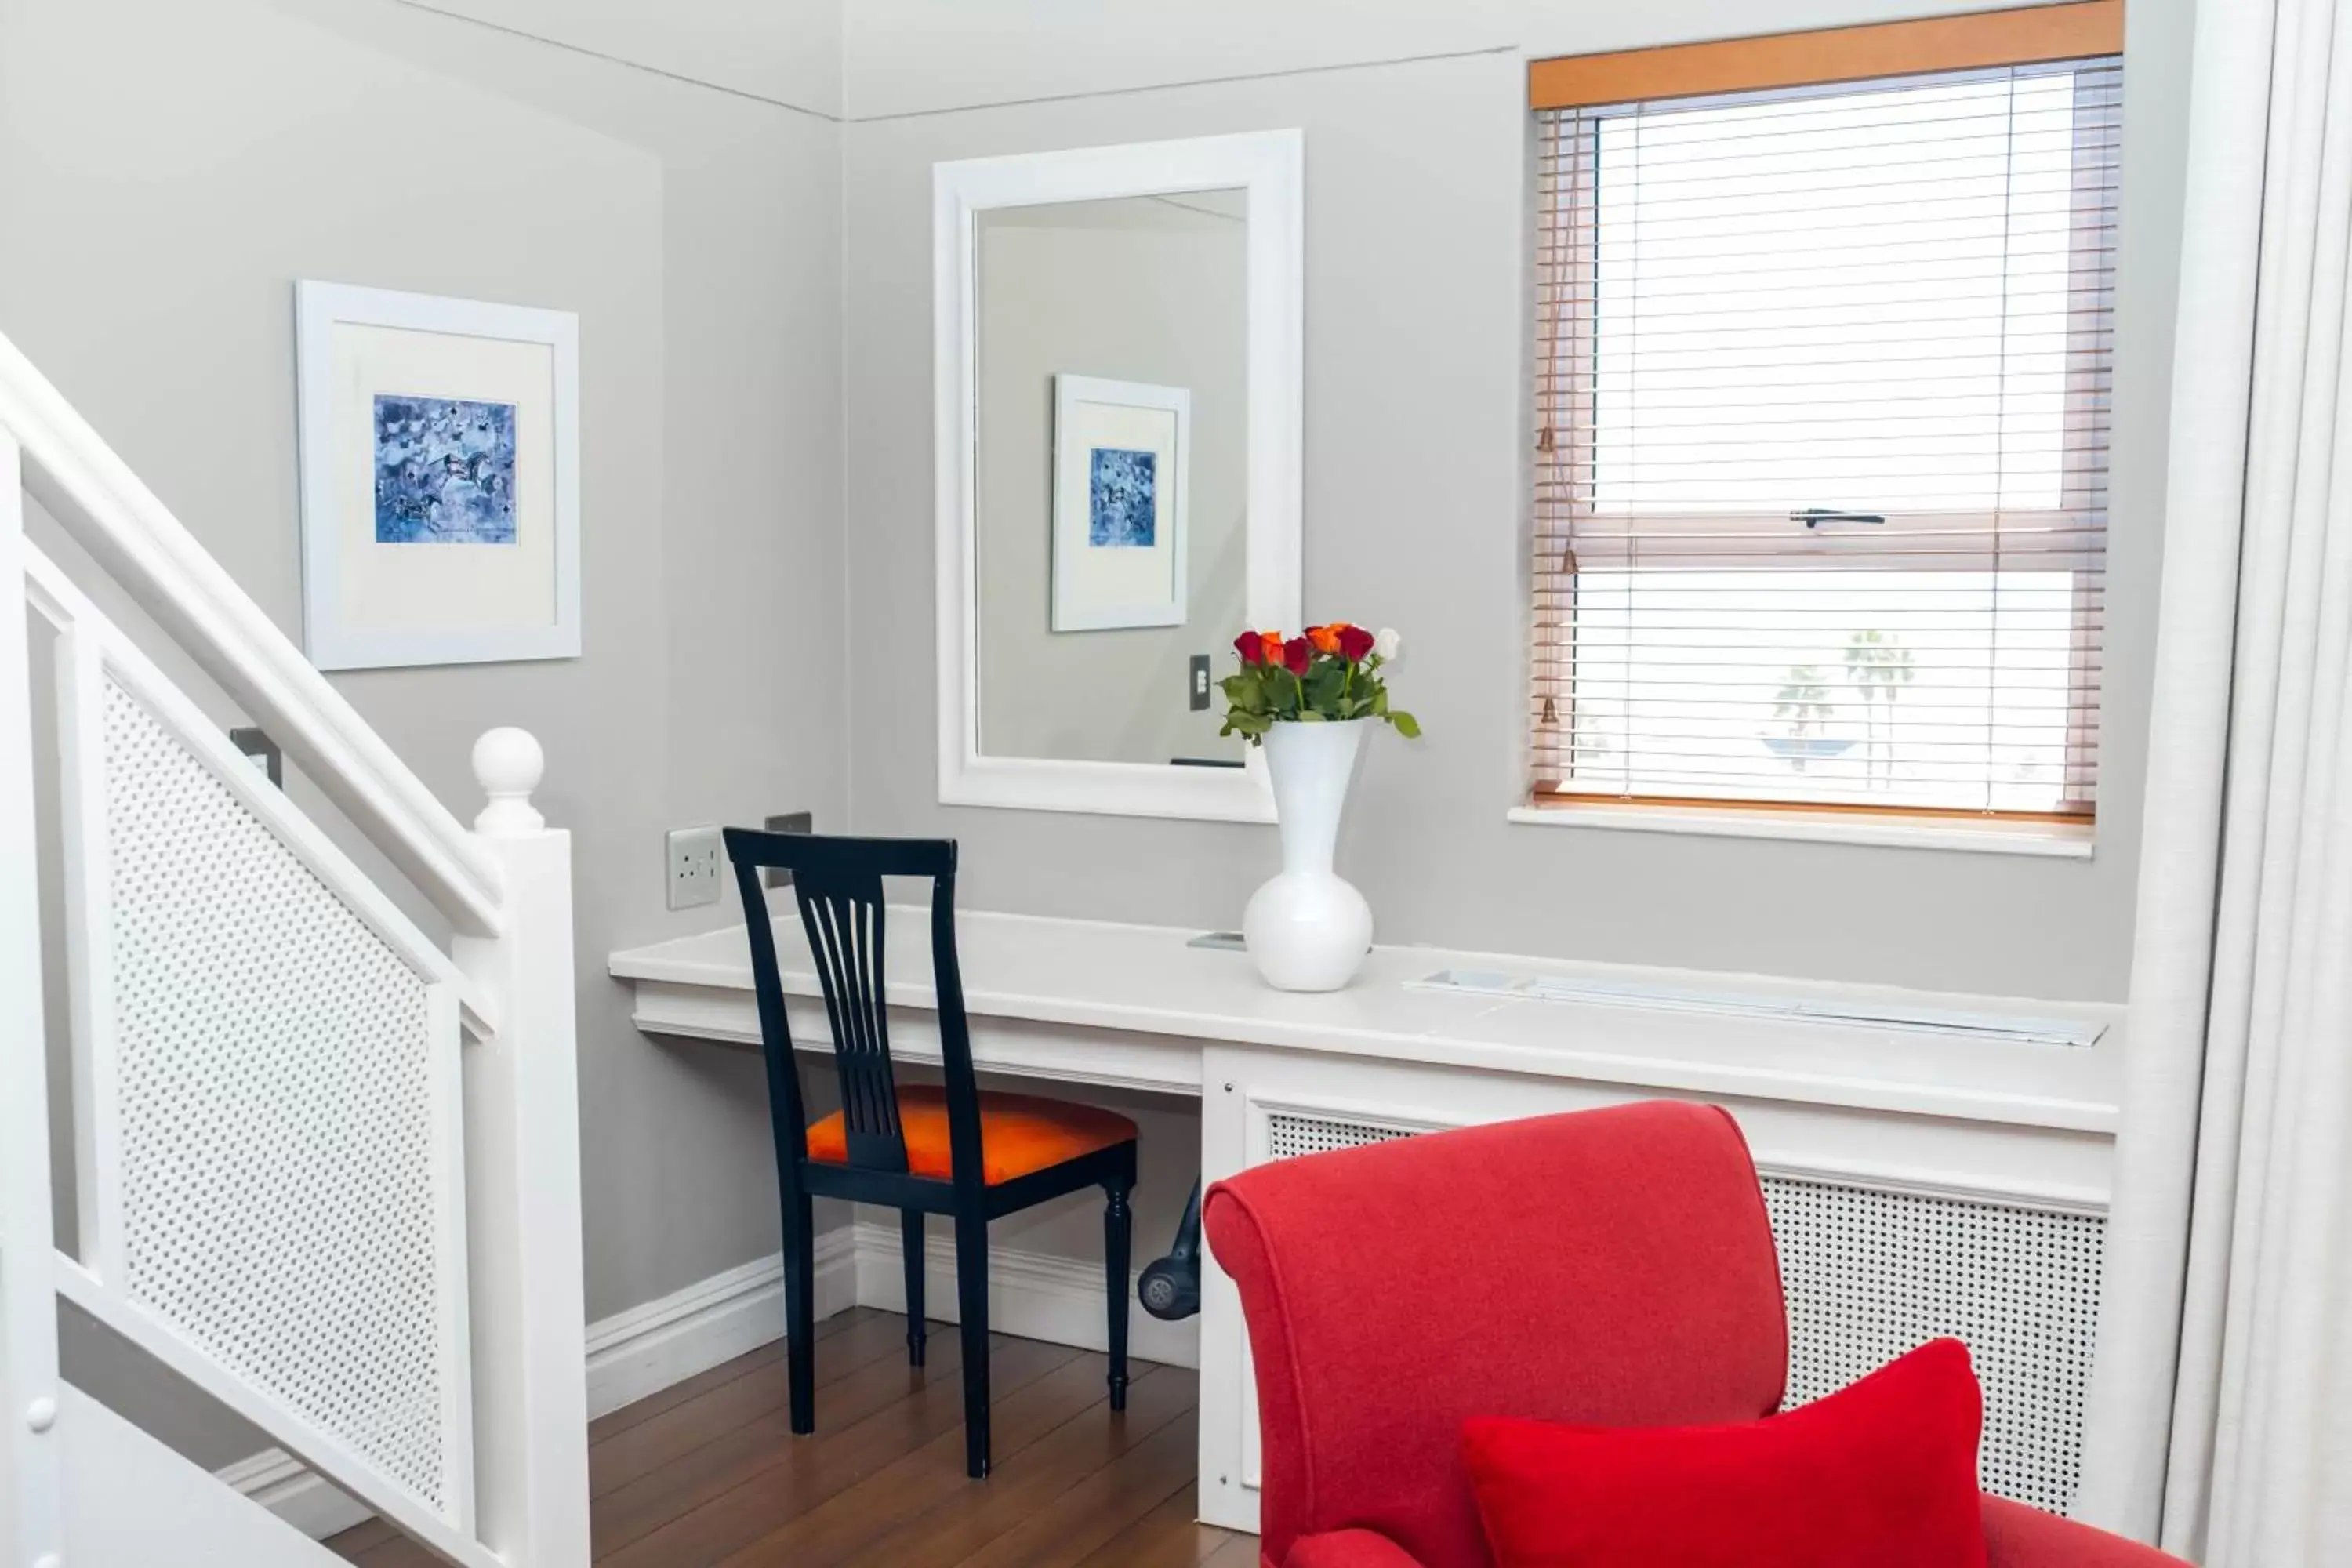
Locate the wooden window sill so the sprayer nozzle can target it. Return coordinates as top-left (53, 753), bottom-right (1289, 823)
top-left (1508, 800), bottom-right (2096, 859)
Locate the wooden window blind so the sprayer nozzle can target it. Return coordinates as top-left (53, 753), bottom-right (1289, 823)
top-left (1529, 33), bottom-right (2121, 822)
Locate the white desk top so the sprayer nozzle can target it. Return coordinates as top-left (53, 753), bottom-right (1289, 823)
top-left (608, 907), bottom-right (2124, 1134)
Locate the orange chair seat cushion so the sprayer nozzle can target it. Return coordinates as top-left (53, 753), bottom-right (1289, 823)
top-left (804, 1085), bottom-right (1136, 1185)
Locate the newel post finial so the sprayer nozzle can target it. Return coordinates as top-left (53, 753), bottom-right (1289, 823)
top-left (473, 726), bottom-right (545, 835)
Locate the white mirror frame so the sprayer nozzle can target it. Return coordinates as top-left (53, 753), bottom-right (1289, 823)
top-left (933, 129), bottom-right (1305, 822)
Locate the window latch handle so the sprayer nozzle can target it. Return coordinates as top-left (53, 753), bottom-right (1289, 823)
top-left (1793, 508), bottom-right (1887, 528)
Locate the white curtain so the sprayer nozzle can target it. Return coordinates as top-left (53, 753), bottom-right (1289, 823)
top-left (2078, 0), bottom-right (2352, 1560)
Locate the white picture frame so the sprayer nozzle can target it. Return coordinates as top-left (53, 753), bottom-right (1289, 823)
top-left (294, 281), bottom-right (581, 670)
top-left (935, 129), bottom-right (1305, 823)
top-left (1051, 374), bottom-right (1191, 633)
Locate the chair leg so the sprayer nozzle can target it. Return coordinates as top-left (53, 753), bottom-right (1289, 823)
top-left (782, 1190), bottom-right (815, 1436)
top-left (953, 1207), bottom-right (992, 1478)
top-left (902, 1209), bottom-right (927, 1367)
top-left (1104, 1177), bottom-right (1133, 1412)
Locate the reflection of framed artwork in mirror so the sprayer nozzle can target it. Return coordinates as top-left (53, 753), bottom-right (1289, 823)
top-left (1051, 374), bottom-right (1189, 633)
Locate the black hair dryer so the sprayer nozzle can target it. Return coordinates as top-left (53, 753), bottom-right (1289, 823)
top-left (1137, 1179), bottom-right (1203, 1321)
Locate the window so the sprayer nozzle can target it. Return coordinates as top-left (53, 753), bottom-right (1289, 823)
top-left (1528, 9), bottom-right (2121, 826)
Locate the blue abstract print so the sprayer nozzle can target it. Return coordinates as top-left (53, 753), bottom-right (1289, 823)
top-left (1088, 447), bottom-right (1157, 548)
top-left (373, 394), bottom-right (518, 544)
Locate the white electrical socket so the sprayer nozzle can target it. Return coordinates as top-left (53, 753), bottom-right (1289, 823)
top-left (666, 825), bottom-right (724, 910)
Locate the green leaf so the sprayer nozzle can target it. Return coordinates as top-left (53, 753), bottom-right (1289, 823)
top-left (1388, 710), bottom-right (1421, 739)
top-left (1220, 710), bottom-right (1272, 742)
top-left (1222, 668), bottom-right (1276, 713)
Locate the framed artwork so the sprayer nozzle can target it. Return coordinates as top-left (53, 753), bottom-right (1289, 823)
top-left (1051, 374), bottom-right (1190, 632)
top-left (294, 281), bottom-right (580, 670)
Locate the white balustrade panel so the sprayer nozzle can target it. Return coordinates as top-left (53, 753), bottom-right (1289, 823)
top-left (95, 669), bottom-right (466, 1520)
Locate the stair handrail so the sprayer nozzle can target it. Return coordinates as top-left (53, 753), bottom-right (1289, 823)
top-left (0, 328), bottom-right (505, 936)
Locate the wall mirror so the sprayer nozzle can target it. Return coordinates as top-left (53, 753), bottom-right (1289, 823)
top-left (934, 131), bottom-right (1303, 820)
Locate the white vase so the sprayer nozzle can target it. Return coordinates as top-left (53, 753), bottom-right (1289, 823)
top-left (1243, 718), bottom-right (1374, 992)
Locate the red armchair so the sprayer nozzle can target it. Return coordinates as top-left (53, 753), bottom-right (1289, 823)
top-left (1203, 1101), bottom-right (2184, 1568)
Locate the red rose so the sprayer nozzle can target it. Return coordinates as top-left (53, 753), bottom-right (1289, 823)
top-left (1282, 637), bottom-right (1312, 674)
top-left (1234, 630), bottom-right (1265, 666)
top-left (1337, 624), bottom-right (1376, 662)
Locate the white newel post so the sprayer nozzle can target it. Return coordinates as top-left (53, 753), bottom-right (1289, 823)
top-left (453, 728), bottom-right (590, 1567)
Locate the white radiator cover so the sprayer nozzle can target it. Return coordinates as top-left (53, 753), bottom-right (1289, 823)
top-left (1261, 1112), bottom-right (2104, 1514)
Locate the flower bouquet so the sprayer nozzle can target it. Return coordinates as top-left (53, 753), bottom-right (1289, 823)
top-left (1220, 622), bottom-right (1420, 744)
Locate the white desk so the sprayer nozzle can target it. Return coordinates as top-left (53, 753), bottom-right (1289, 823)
top-left (611, 906), bottom-right (2121, 1132)
top-left (609, 907), bottom-right (2125, 1531)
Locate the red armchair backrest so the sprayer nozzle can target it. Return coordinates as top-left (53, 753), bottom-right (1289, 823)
top-left (1203, 1101), bottom-right (1790, 1568)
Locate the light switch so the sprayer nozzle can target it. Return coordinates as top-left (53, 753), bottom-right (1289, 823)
top-left (1189, 654), bottom-right (1213, 711)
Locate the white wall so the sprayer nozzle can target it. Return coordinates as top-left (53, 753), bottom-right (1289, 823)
top-left (976, 204), bottom-right (1250, 767)
top-left (841, 0), bottom-right (2194, 1006)
top-left (419, 0), bottom-right (844, 114)
top-left (832, 0), bottom-right (2194, 1292)
top-left (0, 0), bottom-right (847, 1455)
top-left (839, 0), bottom-right (2129, 120)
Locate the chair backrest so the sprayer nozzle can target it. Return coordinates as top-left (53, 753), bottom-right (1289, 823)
top-left (1202, 1101), bottom-right (1788, 1568)
top-left (724, 829), bottom-right (982, 1187)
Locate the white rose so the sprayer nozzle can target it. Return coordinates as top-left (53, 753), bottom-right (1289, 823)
top-left (1374, 626), bottom-right (1403, 663)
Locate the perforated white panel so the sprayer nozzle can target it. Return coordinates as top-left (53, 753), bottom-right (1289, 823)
top-left (1257, 1111), bottom-right (2103, 1515)
top-left (1761, 1174), bottom-right (2103, 1515)
top-left (1265, 1112), bottom-right (1416, 1161)
top-left (101, 676), bottom-right (456, 1514)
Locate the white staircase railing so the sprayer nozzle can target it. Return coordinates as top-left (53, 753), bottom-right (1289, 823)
top-left (1, 325), bottom-right (586, 1568)
top-left (0, 332), bottom-right (503, 938)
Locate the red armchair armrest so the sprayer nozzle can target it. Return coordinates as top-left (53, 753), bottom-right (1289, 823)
top-left (1283, 1528), bottom-right (1430, 1568)
top-left (1984, 1497), bottom-right (2190, 1567)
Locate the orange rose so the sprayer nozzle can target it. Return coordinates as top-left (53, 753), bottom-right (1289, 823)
top-left (1307, 623), bottom-right (1342, 655)
top-left (1261, 630), bottom-right (1285, 663)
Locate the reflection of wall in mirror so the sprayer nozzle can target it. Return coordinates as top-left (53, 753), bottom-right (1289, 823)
top-left (976, 193), bottom-right (1247, 768)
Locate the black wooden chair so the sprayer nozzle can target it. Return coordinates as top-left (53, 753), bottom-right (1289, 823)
top-left (723, 828), bottom-right (1139, 1479)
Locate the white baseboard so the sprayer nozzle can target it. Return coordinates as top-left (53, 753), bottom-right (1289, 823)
top-left (214, 1447), bottom-right (373, 1544)
top-left (585, 1228), bottom-right (859, 1419)
top-left (848, 1220), bottom-right (1199, 1370)
top-left (223, 1219), bottom-right (1185, 1541)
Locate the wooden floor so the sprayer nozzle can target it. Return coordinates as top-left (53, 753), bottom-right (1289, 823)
top-left (326, 1307), bottom-right (1256, 1566)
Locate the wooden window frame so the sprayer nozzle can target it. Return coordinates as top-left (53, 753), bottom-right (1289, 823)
top-left (1529, 1), bottom-right (2124, 111)
top-left (1526, 4), bottom-right (2122, 829)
